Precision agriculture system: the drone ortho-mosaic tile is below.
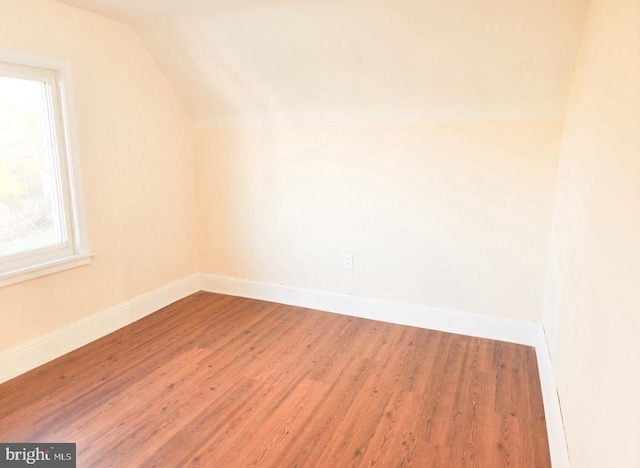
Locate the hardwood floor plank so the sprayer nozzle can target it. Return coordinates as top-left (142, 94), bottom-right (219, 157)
top-left (0, 292), bottom-right (550, 467)
top-left (274, 356), bottom-right (377, 466)
top-left (192, 378), bottom-right (330, 467)
top-left (358, 389), bottom-right (423, 467)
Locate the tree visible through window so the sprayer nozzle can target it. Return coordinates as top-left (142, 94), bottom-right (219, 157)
top-left (0, 76), bottom-right (64, 256)
top-left (0, 51), bottom-right (90, 286)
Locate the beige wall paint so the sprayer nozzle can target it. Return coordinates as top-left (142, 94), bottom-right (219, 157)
top-left (197, 120), bottom-right (562, 320)
top-left (132, 0), bottom-right (587, 128)
top-left (0, 0), bottom-right (198, 351)
top-left (0, 0), bottom-right (569, 356)
top-left (543, 0), bottom-right (640, 466)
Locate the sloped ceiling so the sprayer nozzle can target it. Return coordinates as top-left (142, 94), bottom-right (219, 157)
top-left (58, 0), bottom-right (587, 127)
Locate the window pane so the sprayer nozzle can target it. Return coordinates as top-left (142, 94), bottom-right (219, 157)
top-left (0, 76), bottom-right (64, 257)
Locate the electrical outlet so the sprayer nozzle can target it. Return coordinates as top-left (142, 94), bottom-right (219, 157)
top-left (342, 254), bottom-right (353, 270)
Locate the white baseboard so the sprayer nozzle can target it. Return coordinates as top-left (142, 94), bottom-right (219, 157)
top-left (536, 326), bottom-right (571, 468)
top-left (201, 273), bottom-right (569, 467)
top-left (200, 273), bottom-right (540, 346)
top-left (0, 274), bottom-right (201, 384)
top-left (0, 272), bottom-right (568, 467)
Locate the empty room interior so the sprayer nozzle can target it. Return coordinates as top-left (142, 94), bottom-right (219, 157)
top-left (0, 0), bottom-right (638, 466)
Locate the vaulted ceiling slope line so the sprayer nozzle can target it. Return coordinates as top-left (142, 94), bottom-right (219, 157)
top-left (59, 0), bottom-right (588, 128)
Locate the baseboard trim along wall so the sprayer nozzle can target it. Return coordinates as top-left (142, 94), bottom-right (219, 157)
top-left (199, 274), bottom-right (541, 346)
top-left (536, 327), bottom-right (571, 468)
top-left (0, 272), bottom-right (569, 467)
top-left (0, 274), bottom-right (200, 384)
top-left (199, 273), bottom-right (569, 468)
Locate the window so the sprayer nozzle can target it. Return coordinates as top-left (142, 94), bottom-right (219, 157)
top-left (0, 49), bottom-right (90, 286)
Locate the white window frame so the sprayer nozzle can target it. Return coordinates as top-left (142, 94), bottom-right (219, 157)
top-left (0, 48), bottom-right (92, 287)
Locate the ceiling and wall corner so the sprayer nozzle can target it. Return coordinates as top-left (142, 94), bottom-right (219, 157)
top-left (11, 1), bottom-right (639, 467)
top-left (50, 0), bottom-right (588, 323)
top-left (0, 0), bottom-right (199, 350)
top-left (542, 0), bottom-right (640, 466)
top-left (58, 0), bottom-right (587, 128)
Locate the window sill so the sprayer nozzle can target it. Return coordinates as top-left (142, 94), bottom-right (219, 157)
top-left (0, 252), bottom-right (95, 288)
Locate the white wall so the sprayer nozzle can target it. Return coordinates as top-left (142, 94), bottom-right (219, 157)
top-left (197, 119), bottom-right (562, 321)
top-left (179, 0), bottom-right (580, 323)
top-left (0, 0), bottom-right (198, 352)
top-left (543, 0), bottom-right (640, 466)
top-left (131, 0), bottom-right (586, 128)
top-left (6, 2), bottom-right (638, 466)
top-left (0, 0), bottom-right (565, 363)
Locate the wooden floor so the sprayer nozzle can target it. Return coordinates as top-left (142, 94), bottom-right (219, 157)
top-left (0, 292), bottom-right (550, 467)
